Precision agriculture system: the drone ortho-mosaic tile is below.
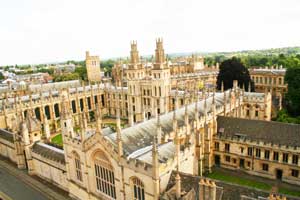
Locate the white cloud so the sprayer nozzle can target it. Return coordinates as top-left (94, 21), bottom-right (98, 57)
top-left (0, 0), bottom-right (299, 65)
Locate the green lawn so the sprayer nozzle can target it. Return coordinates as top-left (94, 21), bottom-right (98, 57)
top-left (104, 122), bottom-right (126, 128)
top-left (51, 134), bottom-right (63, 146)
top-left (279, 188), bottom-right (300, 197)
top-left (207, 171), bottom-right (272, 191)
top-left (207, 171), bottom-right (300, 197)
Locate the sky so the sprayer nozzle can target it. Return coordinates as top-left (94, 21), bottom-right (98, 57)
top-left (0, 0), bottom-right (299, 65)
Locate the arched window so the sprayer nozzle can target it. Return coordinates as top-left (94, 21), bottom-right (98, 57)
top-left (94, 151), bottom-right (116, 199)
top-left (131, 177), bottom-right (145, 200)
top-left (73, 152), bottom-right (82, 182)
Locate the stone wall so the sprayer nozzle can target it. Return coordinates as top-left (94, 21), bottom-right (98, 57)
top-left (31, 143), bottom-right (68, 191)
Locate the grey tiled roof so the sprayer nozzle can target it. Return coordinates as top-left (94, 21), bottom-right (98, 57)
top-left (105, 91), bottom-right (231, 157)
top-left (0, 129), bottom-right (14, 142)
top-left (217, 116), bottom-right (300, 147)
top-left (32, 142), bottom-right (65, 164)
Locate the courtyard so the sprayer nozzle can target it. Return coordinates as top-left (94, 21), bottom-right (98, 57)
top-left (50, 117), bottom-right (128, 146)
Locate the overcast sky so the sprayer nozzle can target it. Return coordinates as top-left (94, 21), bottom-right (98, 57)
top-left (0, 0), bottom-right (299, 65)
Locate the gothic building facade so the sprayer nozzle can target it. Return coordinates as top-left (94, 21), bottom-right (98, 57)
top-left (0, 39), bottom-right (297, 200)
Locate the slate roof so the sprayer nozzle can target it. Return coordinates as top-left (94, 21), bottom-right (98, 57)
top-left (32, 142), bottom-right (65, 164)
top-left (0, 129), bottom-right (14, 143)
top-left (105, 91), bottom-right (232, 158)
top-left (217, 116), bottom-right (300, 147)
top-left (128, 142), bottom-right (176, 165)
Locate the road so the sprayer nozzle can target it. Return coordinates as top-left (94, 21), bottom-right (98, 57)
top-left (0, 157), bottom-right (72, 200)
top-left (0, 165), bottom-right (48, 200)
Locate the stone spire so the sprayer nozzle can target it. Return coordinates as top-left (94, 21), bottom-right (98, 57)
top-left (175, 167), bottom-right (181, 199)
top-left (221, 81), bottom-right (224, 92)
top-left (204, 90), bottom-right (207, 122)
top-left (44, 114), bottom-right (50, 140)
top-left (60, 89), bottom-right (75, 138)
top-left (95, 103), bottom-right (102, 135)
top-left (21, 116), bottom-right (30, 145)
top-left (152, 136), bottom-right (160, 199)
top-left (173, 85), bottom-right (178, 133)
top-left (60, 89), bottom-right (71, 120)
top-left (184, 83), bottom-right (189, 127)
top-left (156, 111), bottom-right (162, 144)
top-left (223, 90), bottom-right (227, 116)
top-left (80, 112), bottom-right (88, 141)
top-left (248, 82), bottom-right (251, 92)
top-left (194, 84), bottom-right (199, 127)
top-left (116, 87), bottom-right (123, 158)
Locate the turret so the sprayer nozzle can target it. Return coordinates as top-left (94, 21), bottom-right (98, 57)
top-left (129, 40), bottom-right (140, 68)
top-left (154, 38), bottom-right (166, 69)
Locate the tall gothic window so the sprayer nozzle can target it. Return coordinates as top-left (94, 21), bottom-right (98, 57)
top-left (132, 177), bottom-right (145, 200)
top-left (94, 151), bottom-right (116, 199)
top-left (74, 152), bottom-right (82, 182)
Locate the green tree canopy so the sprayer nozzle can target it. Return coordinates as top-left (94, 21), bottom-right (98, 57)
top-left (0, 72), bottom-right (4, 80)
top-left (74, 66), bottom-right (87, 80)
top-left (285, 67), bottom-right (300, 116)
top-left (216, 57), bottom-right (254, 91)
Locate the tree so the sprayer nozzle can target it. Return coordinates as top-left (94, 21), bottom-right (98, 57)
top-left (0, 72), bottom-right (4, 80)
top-left (285, 67), bottom-right (300, 116)
top-left (74, 66), bottom-right (87, 80)
top-left (216, 57), bottom-right (254, 91)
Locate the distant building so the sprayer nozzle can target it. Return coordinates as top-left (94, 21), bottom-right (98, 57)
top-left (53, 64), bottom-right (76, 74)
top-left (249, 66), bottom-right (287, 116)
top-left (86, 51), bottom-right (101, 82)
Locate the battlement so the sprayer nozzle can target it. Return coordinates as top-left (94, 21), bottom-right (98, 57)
top-left (156, 37), bottom-right (163, 44)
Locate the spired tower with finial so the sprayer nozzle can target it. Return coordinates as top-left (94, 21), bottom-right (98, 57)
top-left (85, 51), bottom-right (101, 83)
top-left (151, 38), bottom-right (171, 116)
top-left (126, 40), bottom-right (148, 124)
top-left (153, 38), bottom-right (166, 70)
top-left (128, 41), bottom-right (140, 69)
